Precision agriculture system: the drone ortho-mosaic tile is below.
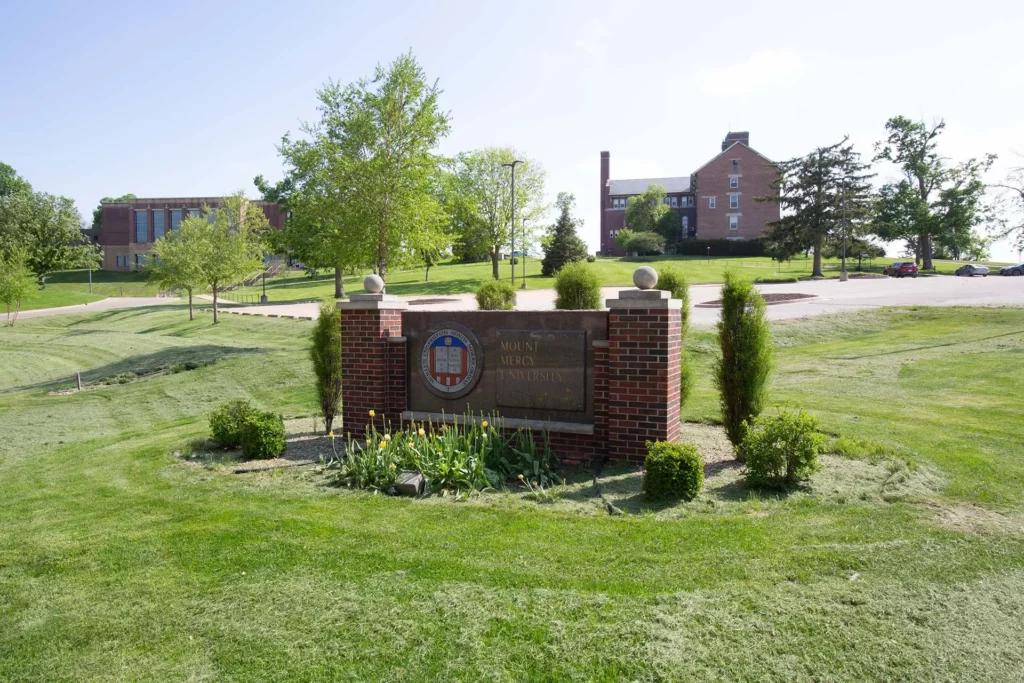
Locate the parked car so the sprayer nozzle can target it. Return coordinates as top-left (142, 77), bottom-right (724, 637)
top-left (955, 264), bottom-right (989, 277)
top-left (883, 261), bottom-right (918, 278)
top-left (998, 263), bottom-right (1024, 276)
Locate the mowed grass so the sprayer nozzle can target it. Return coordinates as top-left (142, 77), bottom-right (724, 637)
top-left (1, 306), bottom-right (1024, 680)
top-left (19, 269), bottom-right (161, 311)
top-left (235, 255), bottom-right (1012, 303)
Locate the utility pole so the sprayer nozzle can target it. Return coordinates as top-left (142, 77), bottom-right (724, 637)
top-left (840, 176), bottom-right (849, 282)
top-left (502, 159), bottom-right (523, 287)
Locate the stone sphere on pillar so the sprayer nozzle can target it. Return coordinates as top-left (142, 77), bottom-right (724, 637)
top-left (632, 266), bottom-right (658, 290)
top-left (363, 274), bottom-right (385, 294)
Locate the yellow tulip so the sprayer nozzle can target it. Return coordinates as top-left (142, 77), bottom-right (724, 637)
top-left (481, 420), bottom-right (489, 429)
top-left (328, 431), bottom-right (334, 438)
top-left (368, 410), bottom-right (376, 418)
top-left (417, 428), bottom-right (425, 437)
top-left (407, 441), bottom-right (414, 448)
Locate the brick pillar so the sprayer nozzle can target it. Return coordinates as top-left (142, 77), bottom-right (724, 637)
top-left (337, 294), bottom-right (407, 438)
top-left (606, 289), bottom-right (682, 462)
top-left (386, 336), bottom-right (408, 427)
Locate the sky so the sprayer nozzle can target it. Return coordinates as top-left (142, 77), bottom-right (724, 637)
top-left (2, 0), bottom-right (1023, 261)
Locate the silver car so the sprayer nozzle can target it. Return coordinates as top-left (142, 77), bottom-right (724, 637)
top-left (955, 264), bottom-right (989, 277)
top-left (998, 263), bottom-right (1024, 276)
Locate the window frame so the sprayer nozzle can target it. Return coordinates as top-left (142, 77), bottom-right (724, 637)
top-left (729, 215), bottom-right (739, 231)
top-left (729, 176), bottom-right (739, 189)
top-left (134, 210), bottom-right (148, 243)
top-left (708, 197), bottom-right (716, 209)
top-left (152, 209), bottom-right (166, 240)
top-left (729, 194), bottom-right (739, 209)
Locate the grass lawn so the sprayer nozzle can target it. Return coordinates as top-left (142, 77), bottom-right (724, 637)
top-left (234, 255), bottom-right (1013, 303)
top-left (1, 305), bottom-right (1023, 680)
top-left (20, 269), bottom-right (161, 311)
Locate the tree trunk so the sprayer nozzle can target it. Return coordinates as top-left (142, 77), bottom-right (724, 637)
top-left (212, 283), bottom-right (219, 324)
top-left (812, 237), bottom-right (823, 277)
top-left (425, 264), bottom-right (431, 282)
top-left (334, 268), bottom-right (345, 299)
top-left (188, 289), bottom-right (194, 321)
top-left (491, 250), bottom-right (500, 280)
top-left (324, 414), bottom-right (334, 434)
top-left (921, 234), bottom-right (934, 271)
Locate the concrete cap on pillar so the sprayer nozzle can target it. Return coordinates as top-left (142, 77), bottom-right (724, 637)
top-left (632, 266), bottom-right (658, 290)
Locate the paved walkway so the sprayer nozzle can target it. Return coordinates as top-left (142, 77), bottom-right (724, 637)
top-left (213, 275), bottom-right (1024, 325)
top-left (19, 296), bottom-right (177, 320)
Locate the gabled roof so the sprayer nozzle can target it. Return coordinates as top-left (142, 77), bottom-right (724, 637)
top-left (692, 141), bottom-right (775, 176)
top-left (607, 176), bottom-right (691, 196)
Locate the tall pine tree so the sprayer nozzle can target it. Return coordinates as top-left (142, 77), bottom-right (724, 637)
top-left (761, 138), bottom-right (874, 277)
top-left (541, 193), bottom-right (589, 276)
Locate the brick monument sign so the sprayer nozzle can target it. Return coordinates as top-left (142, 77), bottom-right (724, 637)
top-left (338, 268), bottom-right (682, 463)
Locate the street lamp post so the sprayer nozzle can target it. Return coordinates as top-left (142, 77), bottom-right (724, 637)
top-left (502, 159), bottom-right (523, 287)
top-left (521, 217), bottom-right (529, 289)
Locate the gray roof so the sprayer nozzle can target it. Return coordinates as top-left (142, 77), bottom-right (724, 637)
top-left (607, 176), bottom-right (691, 196)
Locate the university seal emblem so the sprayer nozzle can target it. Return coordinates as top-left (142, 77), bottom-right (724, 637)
top-left (420, 325), bottom-right (482, 399)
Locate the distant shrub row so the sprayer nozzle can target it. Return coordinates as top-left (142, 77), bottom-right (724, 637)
top-left (673, 238), bottom-right (767, 257)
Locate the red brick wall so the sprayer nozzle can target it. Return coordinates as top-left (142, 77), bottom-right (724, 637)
top-left (341, 304), bottom-right (683, 467)
top-left (694, 143), bottom-right (779, 240)
top-left (606, 307), bottom-right (682, 462)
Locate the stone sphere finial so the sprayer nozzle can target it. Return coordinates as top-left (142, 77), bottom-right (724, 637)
top-left (633, 266), bottom-right (658, 290)
top-left (363, 273), bottom-right (385, 294)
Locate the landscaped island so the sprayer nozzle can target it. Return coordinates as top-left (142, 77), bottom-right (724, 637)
top-left (1, 303), bottom-right (1023, 679)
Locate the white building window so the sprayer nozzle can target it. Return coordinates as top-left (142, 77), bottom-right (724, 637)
top-left (681, 216), bottom-right (688, 234)
top-left (729, 194), bottom-right (739, 209)
top-left (729, 215), bottom-right (739, 230)
top-left (708, 197), bottom-right (716, 209)
top-left (730, 176), bottom-right (739, 188)
top-left (671, 196), bottom-right (678, 207)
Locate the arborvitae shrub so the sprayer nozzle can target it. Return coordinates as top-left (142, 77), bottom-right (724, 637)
top-left (657, 266), bottom-right (689, 330)
top-left (311, 302), bottom-right (343, 433)
top-left (554, 261), bottom-right (601, 310)
top-left (475, 280), bottom-right (517, 310)
top-left (742, 408), bottom-right (824, 488)
top-left (715, 271), bottom-right (773, 457)
top-left (209, 399), bottom-right (254, 448)
top-left (240, 410), bottom-right (287, 460)
top-left (643, 441), bottom-right (704, 501)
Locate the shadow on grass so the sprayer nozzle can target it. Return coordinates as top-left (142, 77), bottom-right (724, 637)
top-left (6, 344), bottom-right (266, 394)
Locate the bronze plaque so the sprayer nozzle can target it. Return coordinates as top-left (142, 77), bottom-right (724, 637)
top-left (495, 329), bottom-right (585, 411)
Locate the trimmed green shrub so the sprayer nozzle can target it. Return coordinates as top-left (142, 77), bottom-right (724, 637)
top-left (209, 399), bottom-right (255, 448)
top-left (715, 271), bottom-right (773, 456)
top-left (311, 302), bottom-right (343, 433)
top-left (643, 441), bottom-right (704, 501)
top-left (742, 407), bottom-right (824, 488)
top-left (554, 261), bottom-right (602, 310)
top-left (476, 279), bottom-right (517, 311)
top-left (240, 410), bottom-right (287, 460)
top-left (657, 266), bottom-right (689, 329)
top-left (586, 254), bottom-right (596, 263)
top-left (624, 231), bottom-right (665, 256)
top-left (676, 238), bottom-right (767, 257)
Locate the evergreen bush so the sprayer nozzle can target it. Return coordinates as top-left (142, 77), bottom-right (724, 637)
top-left (475, 280), bottom-right (516, 310)
top-left (240, 410), bottom-right (287, 460)
top-left (541, 193), bottom-right (589, 276)
top-left (676, 238), bottom-right (767, 257)
top-left (624, 231), bottom-right (665, 256)
top-left (742, 407), bottom-right (824, 488)
top-left (209, 399), bottom-right (254, 448)
top-left (554, 261), bottom-right (601, 310)
top-left (715, 272), bottom-right (773, 456)
top-left (643, 441), bottom-right (704, 501)
top-left (310, 302), bottom-right (343, 433)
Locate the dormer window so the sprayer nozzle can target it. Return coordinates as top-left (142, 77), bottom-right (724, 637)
top-left (731, 159), bottom-right (739, 172)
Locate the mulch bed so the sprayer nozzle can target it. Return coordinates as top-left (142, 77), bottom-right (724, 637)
top-left (696, 292), bottom-right (816, 308)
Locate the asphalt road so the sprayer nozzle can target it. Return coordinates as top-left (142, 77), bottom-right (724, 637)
top-left (215, 274), bottom-right (1024, 325)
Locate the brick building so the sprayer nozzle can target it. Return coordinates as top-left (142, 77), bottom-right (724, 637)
top-left (95, 197), bottom-right (285, 271)
top-left (600, 132), bottom-right (779, 256)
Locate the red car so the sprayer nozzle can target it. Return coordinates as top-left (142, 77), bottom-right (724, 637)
top-left (883, 261), bottom-right (918, 278)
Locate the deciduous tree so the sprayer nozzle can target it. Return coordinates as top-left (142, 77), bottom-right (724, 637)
top-left (328, 52), bottom-right (452, 283)
top-left (0, 162), bottom-right (31, 198)
top-left (873, 116), bottom-right (996, 270)
top-left (0, 190), bottom-right (93, 286)
top-left (92, 193), bottom-right (136, 229)
top-left (147, 220), bottom-right (206, 320)
top-left (624, 184), bottom-right (679, 243)
top-left (0, 248), bottom-right (36, 326)
top-left (450, 147), bottom-right (545, 279)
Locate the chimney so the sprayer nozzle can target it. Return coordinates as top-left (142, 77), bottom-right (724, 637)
top-left (600, 151), bottom-right (610, 253)
top-left (721, 131), bottom-right (750, 151)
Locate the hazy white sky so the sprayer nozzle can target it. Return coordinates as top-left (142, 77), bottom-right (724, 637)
top-left (2, 0), bottom-right (1022, 259)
